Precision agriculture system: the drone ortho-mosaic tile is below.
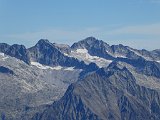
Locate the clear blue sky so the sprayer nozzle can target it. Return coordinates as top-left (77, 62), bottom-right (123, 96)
top-left (0, 0), bottom-right (160, 50)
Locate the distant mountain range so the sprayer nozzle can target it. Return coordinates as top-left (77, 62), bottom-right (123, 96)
top-left (0, 37), bottom-right (160, 120)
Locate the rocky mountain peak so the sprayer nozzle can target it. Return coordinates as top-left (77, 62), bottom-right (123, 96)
top-left (35, 39), bottom-right (53, 48)
top-left (37, 39), bottom-right (50, 44)
top-left (5, 44), bottom-right (30, 64)
top-left (71, 36), bottom-right (107, 50)
top-left (83, 36), bottom-right (98, 43)
top-left (0, 43), bottom-right (11, 53)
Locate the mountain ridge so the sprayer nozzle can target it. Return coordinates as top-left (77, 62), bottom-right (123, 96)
top-left (1, 37), bottom-right (160, 66)
top-left (0, 37), bottom-right (160, 120)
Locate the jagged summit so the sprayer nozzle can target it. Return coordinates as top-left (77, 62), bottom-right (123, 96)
top-left (37, 39), bottom-right (50, 43)
top-left (71, 36), bottom-right (109, 50)
top-left (0, 43), bottom-right (11, 53)
top-left (0, 43), bottom-right (30, 64)
top-left (35, 39), bottom-right (53, 47)
top-left (81, 36), bottom-right (98, 43)
top-left (5, 44), bottom-right (30, 64)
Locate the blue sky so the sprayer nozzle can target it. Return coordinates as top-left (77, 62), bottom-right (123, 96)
top-left (0, 0), bottom-right (160, 50)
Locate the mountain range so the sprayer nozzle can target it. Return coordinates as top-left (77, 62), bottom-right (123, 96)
top-left (0, 37), bottom-right (160, 120)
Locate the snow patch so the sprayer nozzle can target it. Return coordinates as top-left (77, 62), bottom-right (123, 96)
top-left (0, 52), bottom-right (4, 57)
top-left (52, 66), bottom-right (63, 70)
top-left (63, 53), bottom-right (69, 56)
top-left (70, 49), bottom-right (112, 67)
top-left (114, 54), bottom-right (127, 58)
top-left (31, 62), bottom-right (75, 71)
top-left (76, 49), bottom-right (88, 54)
top-left (64, 67), bottom-right (74, 71)
top-left (31, 62), bottom-right (62, 70)
top-left (0, 53), bottom-right (9, 61)
top-left (31, 62), bottom-right (52, 69)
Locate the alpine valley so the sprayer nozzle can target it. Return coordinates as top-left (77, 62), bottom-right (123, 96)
top-left (1, 37), bottom-right (160, 120)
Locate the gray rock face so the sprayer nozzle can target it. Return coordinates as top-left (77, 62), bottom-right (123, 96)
top-left (28, 39), bottom-right (90, 69)
top-left (34, 65), bottom-right (160, 120)
top-left (0, 43), bottom-right (10, 53)
top-left (116, 57), bottom-right (160, 78)
top-left (111, 45), bottom-right (140, 59)
top-left (5, 44), bottom-right (30, 64)
top-left (151, 49), bottom-right (160, 60)
top-left (0, 43), bottom-right (30, 64)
